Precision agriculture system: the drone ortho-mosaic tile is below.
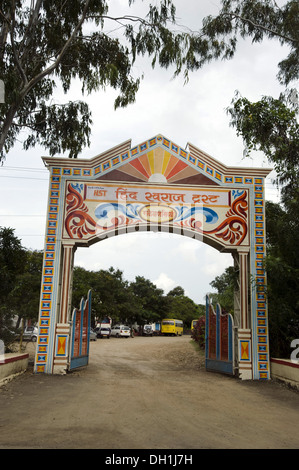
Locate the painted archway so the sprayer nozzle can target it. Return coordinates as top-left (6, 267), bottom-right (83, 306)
top-left (34, 134), bottom-right (271, 380)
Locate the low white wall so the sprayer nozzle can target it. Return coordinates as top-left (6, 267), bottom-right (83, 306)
top-left (0, 353), bottom-right (29, 384)
top-left (270, 358), bottom-right (299, 390)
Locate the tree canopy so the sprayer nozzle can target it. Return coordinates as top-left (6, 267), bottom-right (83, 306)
top-left (227, 91), bottom-right (299, 205)
top-left (0, 0), bottom-right (177, 159)
top-left (1, 1), bottom-right (298, 161)
top-left (263, 201), bottom-right (299, 357)
top-left (209, 266), bottom-right (237, 314)
top-left (0, 227), bottom-right (40, 349)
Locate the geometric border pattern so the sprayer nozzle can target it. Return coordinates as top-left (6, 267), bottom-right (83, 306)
top-left (253, 178), bottom-right (269, 379)
top-left (35, 172), bottom-right (61, 373)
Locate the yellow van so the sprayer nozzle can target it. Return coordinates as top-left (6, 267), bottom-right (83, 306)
top-left (161, 319), bottom-right (183, 336)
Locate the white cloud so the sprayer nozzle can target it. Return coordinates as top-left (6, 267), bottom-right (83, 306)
top-left (200, 246), bottom-right (233, 278)
top-left (153, 273), bottom-right (176, 293)
top-left (175, 239), bottom-right (201, 264)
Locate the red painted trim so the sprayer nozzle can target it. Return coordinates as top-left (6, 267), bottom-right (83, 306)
top-left (0, 353), bottom-right (29, 365)
top-left (271, 358), bottom-right (299, 369)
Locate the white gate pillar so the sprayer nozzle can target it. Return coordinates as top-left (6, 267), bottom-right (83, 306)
top-left (236, 249), bottom-right (253, 380)
top-left (59, 242), bottom-right (76, 324)
top-left (51, 242), bottom-right (76, 374)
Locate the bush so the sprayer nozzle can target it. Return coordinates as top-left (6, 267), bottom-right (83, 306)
top-left (191, 316), bottom-right (205, 349)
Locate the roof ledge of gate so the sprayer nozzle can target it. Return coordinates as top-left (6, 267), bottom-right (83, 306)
top-left (42, 134), bottom-right (273, 181)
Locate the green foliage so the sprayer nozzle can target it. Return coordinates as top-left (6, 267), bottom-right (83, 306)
top-left (0, 0), bottom-right (180, 160)
top-left (264, 201), bottom-right (299, 358)
top-left (130, 276), bottom-right (167, 324)
top-left (0, 227), bottom-right (27, 301)
top-left (191, 316), bottom-right (205, 350)
top-left (72, 266), bottom-right (138, 325)
top-left (2, 1), bottom-right (297, 160)
top-left (72, 268), bottom-right (203, 328)
top-left (0, 227), bottom-right (41, 349)
top-left (209, 266), bottom-right (237, 314)
top-left (8, 250), bottom-right (43, 325)
top-left (227, 92), bottom-right (299, 205)
top-left (166, 286), bottom-right (201, 327)
top-left (200, 0), bottom-right (298, 86)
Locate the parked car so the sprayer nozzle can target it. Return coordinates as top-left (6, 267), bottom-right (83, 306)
top-left (22, 326), bottom-right (38, 342)
top-left (96, 327), bottom-right (111, 339)
top-left (89, 328), bottom-right (97, 341)
top-left (143, 325), bottom-right (153, 336)
top-left (110, 325), bottom-right (130, 338)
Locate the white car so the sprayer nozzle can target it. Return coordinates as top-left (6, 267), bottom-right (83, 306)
top-left (110, 325), bottom-right (130, 338)
top-left (22, 326), bottom-right (38, 342)
top-left (89, 328), bottom-right (97, 341)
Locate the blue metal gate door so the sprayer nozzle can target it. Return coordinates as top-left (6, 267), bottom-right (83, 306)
top-left (69, 290), bottom-right (91, 371)
top-left (205, 295), bottom-right (235, 376)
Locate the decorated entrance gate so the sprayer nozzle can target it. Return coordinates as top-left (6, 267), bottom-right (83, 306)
top-left (34, 134), bottom-right (271, 379)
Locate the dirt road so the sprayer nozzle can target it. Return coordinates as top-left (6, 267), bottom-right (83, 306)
top-left (0, 335), bottom-right (298, 450)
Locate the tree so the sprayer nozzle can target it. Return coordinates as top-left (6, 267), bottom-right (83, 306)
top-left (194, 0), bottom-right (298, 86)
top-left (0, 227), bottom-right (27, 349)
top-left (166, 286), bottom-right (201, 327)
top-left (8, 250), bottom-right (43, 327)
top-left (0, 227), bottom-right (27, 300)
top-left (0, 0), bottom-right (182, 160)
top-left (263, 201), bottom-right (299, 358)
top-left (130, 276), bottom-right (167, 324)
top-left (2, 1), bottom-right (297, 162)
top-left (227, 92), bottom-right (299, 206)
top-left (209, 266), bottom-right (237, 314)
top-left (197, 1), bottom-right (299, 204)
top-left (167, 286), bottom-right (185, 298)
top-left (72, 266), bottom-right (136, 325)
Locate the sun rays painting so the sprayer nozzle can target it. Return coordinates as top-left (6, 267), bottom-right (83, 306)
top-left (96, 135), bottom-right (218, 186)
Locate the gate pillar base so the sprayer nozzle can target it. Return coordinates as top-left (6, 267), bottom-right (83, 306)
top-left (238, 329), bottom-right (253, 380)
top-left (53, 323), bottom-right (71, 375)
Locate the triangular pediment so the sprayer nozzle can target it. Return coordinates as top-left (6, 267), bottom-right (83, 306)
top-left (42, 134), bottom-right (272, 184)
top-left (95, 134), bottom-right (221, 185)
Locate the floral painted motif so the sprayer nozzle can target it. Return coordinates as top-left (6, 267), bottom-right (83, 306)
top-left (204, 191), bottom-right (248, 245)
top-left (65, 183), bottom-right (97, 239)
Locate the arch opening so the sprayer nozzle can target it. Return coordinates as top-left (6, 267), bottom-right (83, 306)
top-left (74, 221), bottom-right (237, 255)
top-left (73, 229), bottom-right (234, 306)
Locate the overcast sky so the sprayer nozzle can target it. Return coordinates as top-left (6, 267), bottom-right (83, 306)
top-left (0, 0), bottom-right (288, 304)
